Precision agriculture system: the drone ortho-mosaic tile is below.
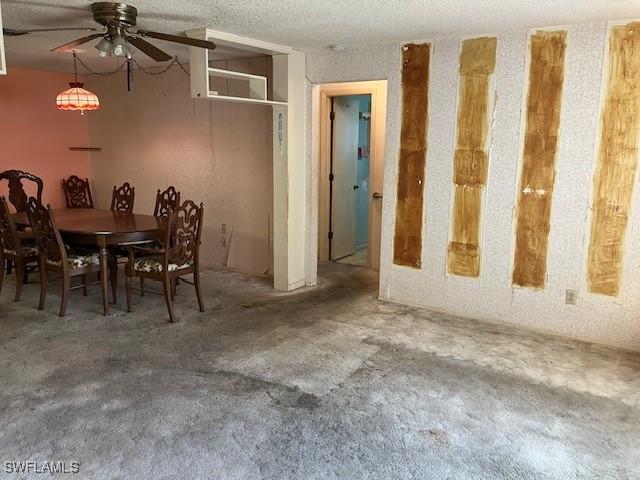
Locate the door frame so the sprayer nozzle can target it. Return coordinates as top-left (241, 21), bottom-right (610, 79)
top-left (317, 80), bottom-right (387, 270)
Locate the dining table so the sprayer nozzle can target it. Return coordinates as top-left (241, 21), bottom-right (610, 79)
top-left (13, 208), bottom-right (163, 315)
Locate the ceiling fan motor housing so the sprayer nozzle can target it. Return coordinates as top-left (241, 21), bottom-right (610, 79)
top-left (91, 2), bottom-right (138, 29)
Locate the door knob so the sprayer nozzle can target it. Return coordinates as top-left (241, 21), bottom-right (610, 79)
top-left (353, 185), bottom-right (359, 190)
top-left (372, 192), bottom-right (383, 199)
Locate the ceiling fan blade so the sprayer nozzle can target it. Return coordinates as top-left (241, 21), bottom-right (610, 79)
top-left (50, 33), bottom-right (105, 53)
top-left (135, 30), bottom-right (216, 50)
top-left (3, 27), bottom-right (97, 37)
top-left (127, 36), bottom-right (172, 62)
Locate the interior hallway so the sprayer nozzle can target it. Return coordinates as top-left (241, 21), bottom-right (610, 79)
top-left (336, 246), bottom-right (368, 266)
top-left (0, 263), bottom-right (638, 479)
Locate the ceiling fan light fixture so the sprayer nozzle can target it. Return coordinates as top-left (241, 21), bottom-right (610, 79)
top-left (111, 36), bottom-right (131, 57)
top-left (123, 42), bottom-right (133, 59)
top-left (95, 36), bottom-right (113, 57)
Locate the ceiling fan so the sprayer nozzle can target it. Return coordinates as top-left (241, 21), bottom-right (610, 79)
top-left (5, 2), bottom-right (216, 62)
top-left (3, 27), bottom-right (98, 37)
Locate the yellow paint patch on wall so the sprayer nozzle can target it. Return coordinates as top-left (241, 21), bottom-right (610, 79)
top-left (447, 37), bottom-right (497, 277)
top-left (512, 30), bottom-right (567, 289)
top-left (394, 43), bottom-right (430, 268)
top-left (448, 185), bottom-right (483, 276)
top-left (587, 22), bottom-right (640, 296)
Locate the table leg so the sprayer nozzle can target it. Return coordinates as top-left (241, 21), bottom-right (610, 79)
top-left (98, 238), bottom-right (109, 315)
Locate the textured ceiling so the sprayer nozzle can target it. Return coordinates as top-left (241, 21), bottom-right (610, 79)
top-left (3, 0), bottom-right (640, 73)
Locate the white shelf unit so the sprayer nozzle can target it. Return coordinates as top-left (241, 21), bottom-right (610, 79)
top-left (186, 28), bottom-right (292, 106)
top-left (208, 67), bottom-right (267, 100)
top-left (0, 0), bottom-right (6, 75)
top-left (197, 93), bottom-right (288, 106)
top-left (205, 67), bottom-right (286, 105)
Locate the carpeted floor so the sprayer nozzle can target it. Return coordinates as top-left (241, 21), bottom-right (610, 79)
top-left (0, 263), bottom-right (638, 479)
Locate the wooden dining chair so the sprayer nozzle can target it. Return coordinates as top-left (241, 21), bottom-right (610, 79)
top-left (0, 197), bottom-right (39, 301)
top-left (154, 186), bottom-right (181, 219)
top-left (138, 186), bottom-right (181, 297)
top-left (106, 182), bottom-right (136, 301)
top-left (111, 182), bottom-right (135, 213)
top-left (0, 170), bottom-right (44, 213)
top-left (125, 200), bottom-right (204, 322)
top-left (62, 175), bottom-right (94, 208)
top-left (27, 197), bottom-right (102, 317)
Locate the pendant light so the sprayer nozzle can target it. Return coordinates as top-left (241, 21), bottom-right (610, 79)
top-left (56, 52), bottom-right (100, 115)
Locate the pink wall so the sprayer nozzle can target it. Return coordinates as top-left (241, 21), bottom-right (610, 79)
top-left (0, 68), bottom-right (92, 209)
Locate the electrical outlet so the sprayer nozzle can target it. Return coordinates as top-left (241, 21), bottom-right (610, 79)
top-left (221, 224), bottom-right (226, 234)
top-left (565, 289), bottom-right (577, 305)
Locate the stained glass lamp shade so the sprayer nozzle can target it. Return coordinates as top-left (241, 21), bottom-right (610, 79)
top-left (56, 82), bottom-right (99, 114)
top-left (56, 52), bottom-right (99, 115)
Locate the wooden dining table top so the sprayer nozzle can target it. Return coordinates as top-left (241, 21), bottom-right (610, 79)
top-left (13, 208), bottom-right (162, 235)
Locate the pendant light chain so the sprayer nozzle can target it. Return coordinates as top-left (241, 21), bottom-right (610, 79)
top-left (72, 51), bottom-right (78, 82)
top-left (73, 53), bottom-right (190, 78)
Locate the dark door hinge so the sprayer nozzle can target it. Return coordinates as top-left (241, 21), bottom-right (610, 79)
top-left (329, 173), bottom-right (334, 181)
top-left (328, 231), bottom-right (333, 239)
top-left (330, 111), bottom-right (335, 121)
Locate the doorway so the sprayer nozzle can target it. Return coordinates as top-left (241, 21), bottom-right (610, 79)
top-left (330, 95), bottom-right (371, 265)
top-left (316, 81), bottom-right (387, 271)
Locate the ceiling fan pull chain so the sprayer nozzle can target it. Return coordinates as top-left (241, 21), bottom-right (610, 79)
top-left (127, 58), bottom-right (132, 92)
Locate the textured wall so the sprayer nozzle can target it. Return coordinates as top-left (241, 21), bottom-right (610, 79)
top-left (86, 66), bottom-right (273, 274)
top-left (307, 22), bottom-right (640, 351)
top-left (0, 68), bottom-right (92, 208)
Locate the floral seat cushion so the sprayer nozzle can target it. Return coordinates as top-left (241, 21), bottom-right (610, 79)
top-left (46, 249), bottom-right (100, 268)
top-left (133, 255), bottom-right (192, 273)
top-left (68, 250), bottom-right (100, 268)
top-left (2, 245), bottom-right (38, 257)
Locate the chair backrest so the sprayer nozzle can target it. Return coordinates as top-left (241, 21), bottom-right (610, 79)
top-left (62, 175), bottom-right (94, 208)
top-left (153, 186), bottom-right (181, 219)
top-left (0, 196), bottom-right (20, 255)
top-left (0, 170), bottom-right (44, 213)
top-left (111, 182), bottom-right (135, 213)
top-left (164, 200), bottom-right (204, 269)
top-left (26, 197), bottom-right (67, 268)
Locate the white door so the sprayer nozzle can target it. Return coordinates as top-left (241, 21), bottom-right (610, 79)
top-left (330, 97), bottom-right (359, 260)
